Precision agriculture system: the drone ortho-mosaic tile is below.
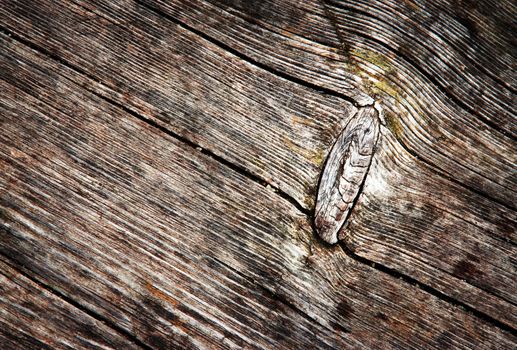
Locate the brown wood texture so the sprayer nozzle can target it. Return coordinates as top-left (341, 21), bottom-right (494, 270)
top-left (0, 0), bottom-right (516, 348)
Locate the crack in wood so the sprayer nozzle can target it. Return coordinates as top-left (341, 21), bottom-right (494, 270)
top-left (2, 2), bottom-right (514, 337)
top-left (337, 243), bottom-right (517, 335)
top-left (135, 0), bottom-right (373, 107)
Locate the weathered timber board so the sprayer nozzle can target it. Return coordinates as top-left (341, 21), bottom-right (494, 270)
top-left (1, 0), bottom-right (515, 331)
top-left (1, 33), bottom-right (516, 348)
top-left (0, 260), bottom-right (140, 349)
top-left (0, 0), bottom-right (359, 209)
top-left (139, 0), bottom-right (516, 196)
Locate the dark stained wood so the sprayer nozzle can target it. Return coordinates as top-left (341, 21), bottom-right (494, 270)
top-left (0, 0), bottom-right (516, 348)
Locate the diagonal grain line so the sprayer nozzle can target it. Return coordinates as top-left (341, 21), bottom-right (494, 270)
top-left (0, 254), bottom-right (154, 350)
top-left (0, 27), bottom-right (310, 214)
top-left (390, 125), bottom-right (516, 211)
top-left (90, 89), bottom-right (313, 217)
top-left (134, 0), bottom-right (364, 108)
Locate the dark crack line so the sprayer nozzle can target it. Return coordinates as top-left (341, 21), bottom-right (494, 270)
top-left (0, 27), bottom-right (311, 216)
top-left (337, 243), bottom-right (517, 335)
top-left (0, 255), bottom-right (154, 350)
top-left (134, 0), bottom-right (364, 108)
top-left (93, 90), bottom-right (313, 217)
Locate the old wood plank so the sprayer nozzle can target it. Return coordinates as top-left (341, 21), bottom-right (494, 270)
top-left (133, 0), bottom-right (516, 205)
top-left (0, 260), bottom-right (141, 349)
top-left (1, 0), bottom-right (515, 331)
top-left (1, 34), bottom-right (516, 348)
top-left (4, 2), bottom-right (516, 325)
top-left (0, 0), bottom-right (359, 210)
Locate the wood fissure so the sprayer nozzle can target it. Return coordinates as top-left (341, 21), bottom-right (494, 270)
top-left (0, 27), bottom-right (312, 215)
top-left (135, 0), bottom-right (369, 108)
top-left (338, 244), bottom-right (517, 335)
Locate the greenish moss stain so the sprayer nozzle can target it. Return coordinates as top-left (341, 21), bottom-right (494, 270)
top-left (283, 137), bottom-right (328, 167)
top-left (385, 111), bottom-right (404, 138)
top-left (308, 147), bottom-right (326, 168)
top-left (351, 48), bottom-right (395, 74)
top-left (346, 48), bottom-right (405, 103)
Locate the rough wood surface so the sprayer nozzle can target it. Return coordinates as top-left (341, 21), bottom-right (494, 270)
top-left (2, 33), bottom-right (515, 349)
top-left (0, 0), bottom-right (516, 348)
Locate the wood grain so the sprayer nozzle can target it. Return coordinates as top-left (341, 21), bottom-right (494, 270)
top-left (1, 33), bottom-right (516, 348)
top-left (44, 0), bottom-right (514, 328)
top-left (0, 0), bottom-right (359, 210)
top-left (135, 0), bottom-right (516, 206)
top-left (1, 0), bottom-right (516, 347)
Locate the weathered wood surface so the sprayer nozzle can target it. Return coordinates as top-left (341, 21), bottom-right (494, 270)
top-left (0, 0), bottom-right (516, 348)
top-left (1, 33), bottom-right (515, 349)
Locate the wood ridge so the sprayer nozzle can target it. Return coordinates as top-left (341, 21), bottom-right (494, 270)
top-left (324, 0), bottom-right (516, 140)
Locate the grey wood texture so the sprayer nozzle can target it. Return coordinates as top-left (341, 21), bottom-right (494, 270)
top-left (0, 0), bottom-right (515, 348)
